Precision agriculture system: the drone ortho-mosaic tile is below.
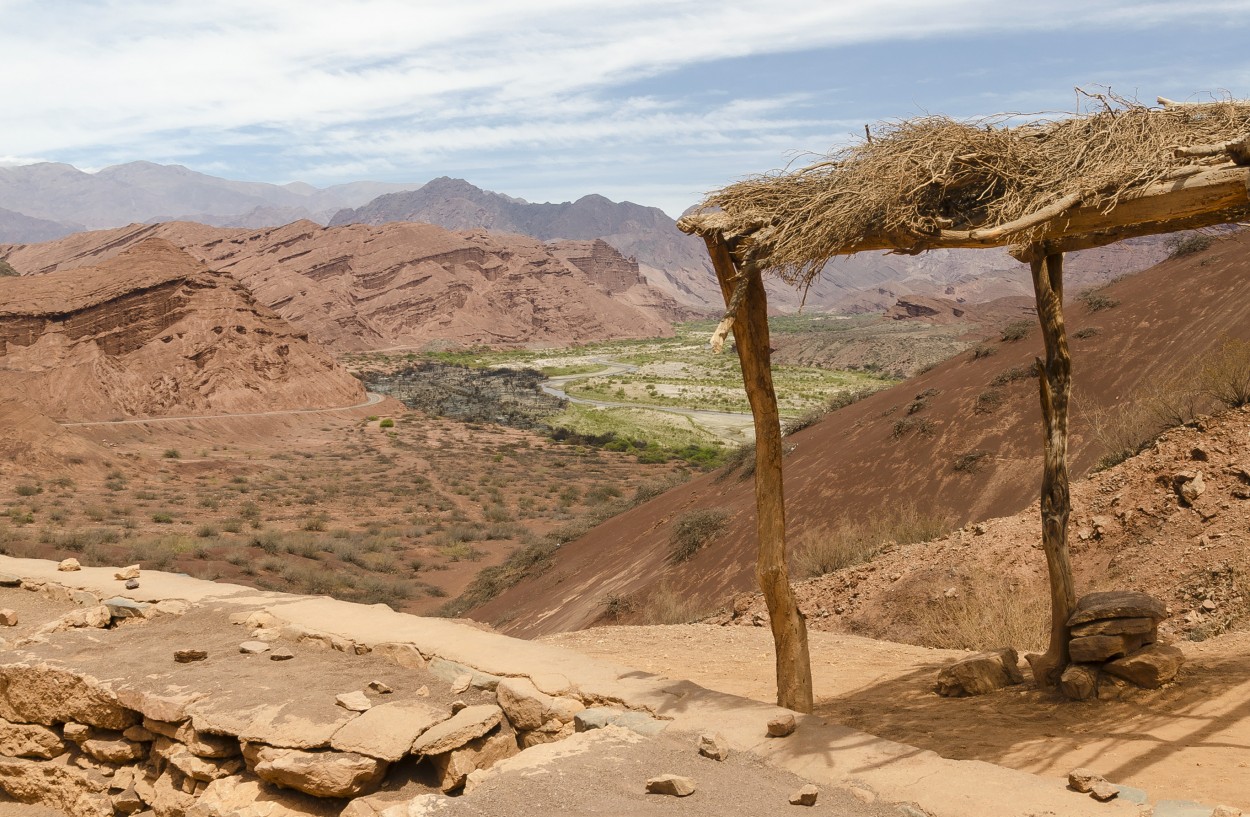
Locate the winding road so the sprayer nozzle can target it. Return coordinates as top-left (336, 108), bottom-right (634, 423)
top-left (538, 357), bottom-right (759, 442)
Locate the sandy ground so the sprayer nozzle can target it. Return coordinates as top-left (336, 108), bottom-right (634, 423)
top-left (542, 624), bottom-right (1250, 809)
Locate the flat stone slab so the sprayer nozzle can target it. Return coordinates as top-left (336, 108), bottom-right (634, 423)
top-left (411, 704), bottom-right (502, 757)
top-left (1104, 644), bottom-right (1185, 689)
top-left (1067, 591), bottom-right (1167, 626)
top-left (331, 701), bottom-right (448, 761)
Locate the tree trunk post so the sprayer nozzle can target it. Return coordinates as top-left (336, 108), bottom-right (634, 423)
top-left (1025, 248), bottom-right (1078, 689)
top-left (703, 234), bottom-right (814, 713)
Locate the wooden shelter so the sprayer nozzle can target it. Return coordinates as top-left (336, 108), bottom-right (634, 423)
top-left (678, 96), bottom-right (1250, 712)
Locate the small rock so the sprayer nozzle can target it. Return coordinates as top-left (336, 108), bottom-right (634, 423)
top-left (367, 680), bottom-right (393, 694)
top-left (1201, 599), bottom-right (1218, 613)
top-left (1212, 806), bottom-right (1243, 817)
top-left (0, 573), bottom-right (21, 587)
top-left (417, 685), bottom-right (430, 697)
top-left (450, 673), bottom-right (473, 694)
top-left (269, 647), bottom-right (294, 661)
top-left (1089, 780), bottom-right (1119, 802)
top-left (0, 609), bottom-right (17, 626)
top-left (696, 732), bottom-right (729, 761)
top-left (124, 579), bottom-right (140, 590)
top-left (1068, 768), bottom-right (1105, 793)
top-left (103, 597), bottom-right (149, 619)
top-left (1104, 644), bottom-right (1185, 688)
top-left (111, 787), bottom-right (144, 814)
top-left (174, 649), bottom-right (207, 663)
top-left (1175, 471), bottom-right (1206, 506)
top-left (114, 565), bottom-right (140, 581)
top-left (450, 700), bottom-right (468, 714)
top-left (1059, 664), bottom-right (1100, 701)
top-left (336, 691), bottom-right (372, 712)
top-left (789, 784), bottom-right (818, 806)
top-left (646, 775), bottom-right (695, 797)
top-left (238, 641), bottom-right (270, 654)
top-left (848, 785), bottom-right (876, 804)
top-left (122, 725), bottom-right (154, 743)
top-left (58, 558), bottom-right (81, 572)
top-left (61, 723), bottom-right (92, 742)
top-left (767, 714), bottom-right (796, 737)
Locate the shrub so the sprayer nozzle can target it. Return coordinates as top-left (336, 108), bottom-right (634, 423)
top-left (14, 483), bottom-right (41, 497)
top-left (599, 593), bottom-right (637, 621)
top-left (640, 582), bottom-right (714, 625)
top-left (162, 449), bottom-right (181, 459)
top-left (668, 508), bottom-right (729, 564)
top-left (1200, 337), bottom-right (1250, 408)
top-left (791, 504), bottom-right (951, 578)
top-left (0, 259), bottom-right (18, 277)
top-left (991, 365), bottom-right (1035, 387)
top-left (379, 418), bottom-right (395, 428)
top-left (1079, 291), bottom-right (1119, 312)
top-left (970, 343), bottom-right (997, 360)
top-left (1073, 326), bottom-right (1100, 339)
top-left (151, 512), bottom-right (174, 524)
top-left (890, 417), bottom-right (934, 439)
top-left (1000, 320), bottom-right (1033, 342)
top-left (973, 389), bottom-right (1004, 414)
top-left (913, 568), bottom-right (1048, 652)
top-left (1167, 232), bottom-right (1214, 258)
top-left (951, 450), bottom-right (989, 473)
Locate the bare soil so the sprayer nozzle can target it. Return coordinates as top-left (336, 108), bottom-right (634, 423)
top-left (543, 624), bottom-right (1250, 809)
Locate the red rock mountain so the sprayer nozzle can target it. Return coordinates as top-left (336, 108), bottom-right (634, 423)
top-left (0, 221), bottom-right (680, 352)
top-left (0, 239), bottom-right (364, 421)
top-left (474, 230), bottom-right (1250, 636)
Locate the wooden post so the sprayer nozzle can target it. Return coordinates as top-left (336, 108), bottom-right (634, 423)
top-left (703, 234), bottom-right (814, 713)
top-left (1025, 248), bottom-right (1078, 689)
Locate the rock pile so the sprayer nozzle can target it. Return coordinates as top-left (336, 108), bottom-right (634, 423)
top-left (1059, 591), bottom-right (1184, 700)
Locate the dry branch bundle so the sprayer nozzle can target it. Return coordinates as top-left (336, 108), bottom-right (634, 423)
top-left (686, 94), bottom-right (1250, 283)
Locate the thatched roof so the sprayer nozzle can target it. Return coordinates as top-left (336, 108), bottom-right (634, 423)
top-left (680, 96), bottom-right (1250, 282)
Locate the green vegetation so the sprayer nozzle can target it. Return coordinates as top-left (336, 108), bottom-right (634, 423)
top-left (668, 508), bottom-right (729, 564)
top-left (1079, 290), bottom-right (1119, 312)
top-left (1000, 320), bottom-right (1033, 342)
top-left (379, 418), bottom-right (395, 428)
top-left (1167, 232), bottom-right (1214, 258)
top-left (0, 259), bottom-right (18, 277)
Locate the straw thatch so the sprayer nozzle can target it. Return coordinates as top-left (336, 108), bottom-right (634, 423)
top-left (685, 95), bottom-right (1250, 284)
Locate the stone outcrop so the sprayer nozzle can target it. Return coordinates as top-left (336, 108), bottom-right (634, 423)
top-left (0, 239), bottom-right (364, 422)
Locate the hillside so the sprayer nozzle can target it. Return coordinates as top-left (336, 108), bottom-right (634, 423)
top-left (473, 230), bottom-right (1250, 636)
top-left (0, 239), bottom-right (364, 420)
top-left (0, 221), bottom-right (680, 351)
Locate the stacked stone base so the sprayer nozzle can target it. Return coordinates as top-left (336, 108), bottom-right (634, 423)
top-left (1059, 591), bottom-right (1184, 700)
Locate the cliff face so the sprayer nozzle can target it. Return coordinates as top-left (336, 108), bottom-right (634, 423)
top-left (1, 221), bottom-right (679, 352)
top-left (0, 239), bottom-right (364, 421)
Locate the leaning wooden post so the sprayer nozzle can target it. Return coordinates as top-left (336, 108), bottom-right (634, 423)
top-left (1025, 247), bottom-right (1078, 689)
top-left (703, 233), bottom-right (814, 713)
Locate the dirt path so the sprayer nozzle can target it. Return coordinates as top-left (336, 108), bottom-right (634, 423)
top-left (542, 624), bottom-right (1250, 809)
top-left (57, 391), bottom-right (385, 427)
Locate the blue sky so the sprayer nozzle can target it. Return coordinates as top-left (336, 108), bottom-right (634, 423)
top-left (3, 0), bottom-right (1250, 216)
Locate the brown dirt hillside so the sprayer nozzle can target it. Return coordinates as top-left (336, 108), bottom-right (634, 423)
top-left (475, 230), bottom-right (1250, 636)
top-left (0, 221), bottom-right (679, 351)
top-left (0, 238), bottom-right (363, 421)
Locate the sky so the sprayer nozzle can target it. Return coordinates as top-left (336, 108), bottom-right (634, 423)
top-left (3, 0), bottom-right (1250, 217)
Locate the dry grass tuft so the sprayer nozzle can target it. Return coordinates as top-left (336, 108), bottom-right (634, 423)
top-left (913, 568), bottom-right (1048, 652)
top-left (792, 504), bottom-right (950, 578)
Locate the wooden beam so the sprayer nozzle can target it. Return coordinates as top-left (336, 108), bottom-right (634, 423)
top-left (704, 234), bottom-right (814, 714)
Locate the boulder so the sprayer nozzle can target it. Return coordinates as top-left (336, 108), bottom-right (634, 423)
top-left (189, 776), bottom-right (341, 817)
top-left (0, 663), bottom-right (139, 730)
top-left (789, 784), bottom-right (819, 806)
top-left (115, 565), bottom-right (141, 581)
top-left (167, 745), bottom-right (244, 782)
top-left (1066, 591), bottom-right (1167, 627)
top-left (429, 731), bottom-right (518, 793)
top-left (0, 609), bottom-right (16, 626)
top-left (410, 705), bottom-right (502, 757)
top-left (0, 717), bottom-right (66, 759)
top-left (646, 775), bottom-right (695, 797)
top-left (58, 558), bottom-right (82, 571)
top-left (1068, 768), bottom-right (1105, 793)
top-left (1103, 644), bottom-right (1185, 688)
top-left (102, 597), bottom-right (150, 619)
top-left (81, 736), bottom-right (148, 763)
top-left (496, 677), bottom-right (583, 732)
top-left (249, 745), bottom-right (388, 799)
top-left (0, 757), bottom-right (112, 817)
top-left (371, 643), bottom-right (426, 670)
top-left (1069, 616), bottom-right (1157, 638)
top-left (331, 701), bottom-right (446, 762)
top-left (1058, 664), bottom-right (1100, 701)
top-left (934, 647), bottom-right (1024, 697)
